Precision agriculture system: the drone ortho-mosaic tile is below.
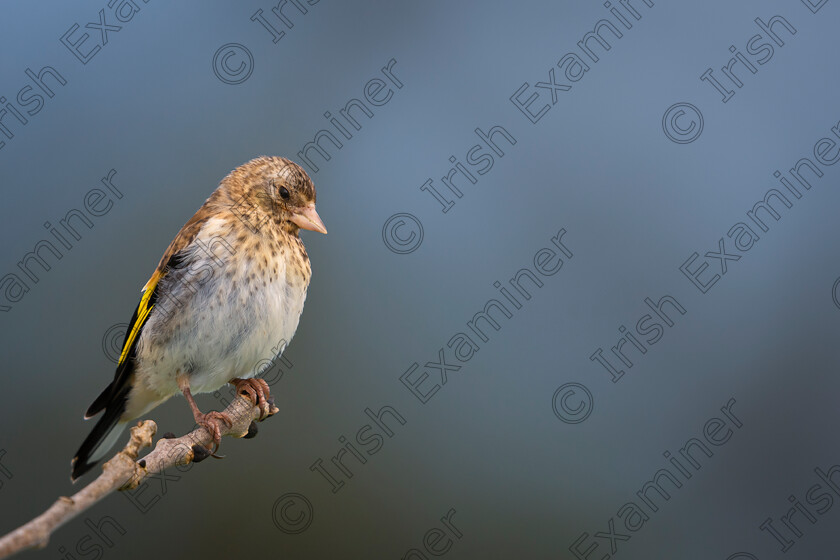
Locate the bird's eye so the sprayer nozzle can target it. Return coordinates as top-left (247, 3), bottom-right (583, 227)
top-left (279, 186), bottom-right (291, 200)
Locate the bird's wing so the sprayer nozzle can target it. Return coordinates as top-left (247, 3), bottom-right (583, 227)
top-left (85, 211), bottom-right (211, 418)
top-left (142, 210), bottom-right (210, 291)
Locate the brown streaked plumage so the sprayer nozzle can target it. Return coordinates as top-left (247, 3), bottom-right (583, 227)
top-left (72, 156), bottom-right (327, 481)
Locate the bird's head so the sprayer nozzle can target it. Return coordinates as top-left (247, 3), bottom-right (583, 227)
top-left (225, 156), bottom-right (327, 235)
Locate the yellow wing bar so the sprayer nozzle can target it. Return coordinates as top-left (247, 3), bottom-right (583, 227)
top-left (118, 270), bottom-right (163, 365)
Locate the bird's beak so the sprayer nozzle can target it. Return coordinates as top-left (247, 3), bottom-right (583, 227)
top-left (291, 204), bottom-right (328, 234)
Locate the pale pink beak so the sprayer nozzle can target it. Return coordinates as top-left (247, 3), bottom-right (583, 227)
top-left (291, 204), bottom-right (328, 234)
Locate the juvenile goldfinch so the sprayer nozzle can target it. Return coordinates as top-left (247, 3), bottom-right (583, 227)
top-left (71, 156), bottom-right (327, 481)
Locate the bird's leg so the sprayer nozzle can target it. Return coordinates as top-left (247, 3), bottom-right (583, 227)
top-left (177, 372), bottom-right (232, 453)
top-left (229, 377), bottom-right (272, 420)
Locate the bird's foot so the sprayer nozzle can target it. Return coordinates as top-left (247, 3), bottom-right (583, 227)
top-left (195, 410), bottom-right (233, 454)
top-left (230, 377), bottom-right (272, 420)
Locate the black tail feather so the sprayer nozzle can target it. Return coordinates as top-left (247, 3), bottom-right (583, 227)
top-left (85, 381), bottom-right (115, 419)
top-left (72, 386), bottom-right (130, 481)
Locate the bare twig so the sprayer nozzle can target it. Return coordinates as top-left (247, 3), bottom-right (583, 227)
top-left (0, 395), bottom-right (277, 559)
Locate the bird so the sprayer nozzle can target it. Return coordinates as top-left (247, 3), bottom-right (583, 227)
top-left (71, 156), bottom-right (327, 481)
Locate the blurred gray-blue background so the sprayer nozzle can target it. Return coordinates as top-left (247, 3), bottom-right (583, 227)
top-left (1, 0), bottom-right (839, 558)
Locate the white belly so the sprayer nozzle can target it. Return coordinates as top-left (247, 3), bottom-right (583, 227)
top-left (133, 221), bottom-right (309, 399)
